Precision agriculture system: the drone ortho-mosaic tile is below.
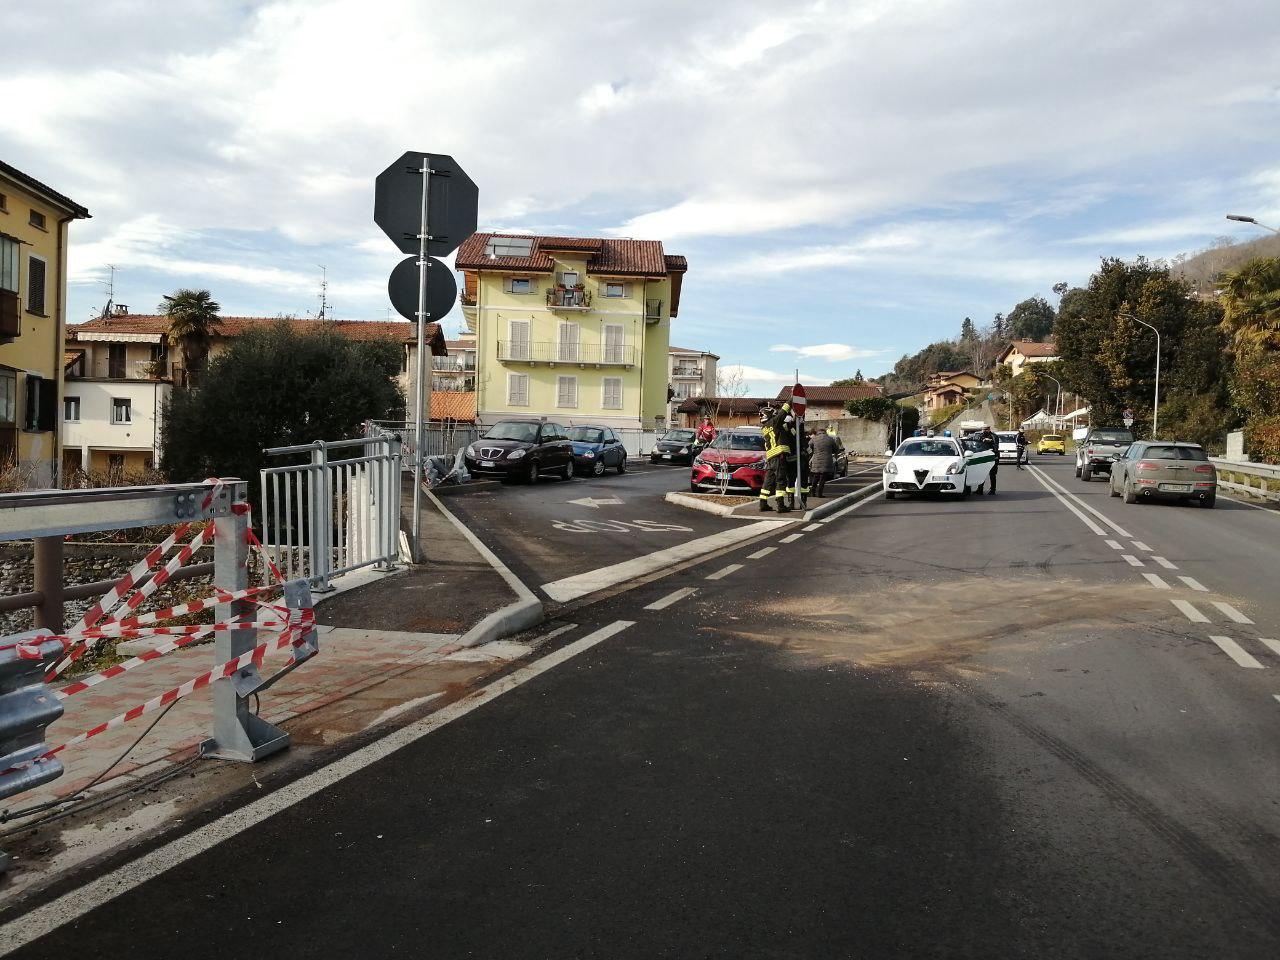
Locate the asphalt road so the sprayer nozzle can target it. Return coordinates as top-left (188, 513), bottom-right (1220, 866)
top-left (7, 457), bottom-right (1279, 958)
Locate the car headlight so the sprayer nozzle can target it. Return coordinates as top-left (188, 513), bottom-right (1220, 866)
top-left (466, 444), bottom-right (478, 456)
top-left (885, 461), bottom-right (897, 475)
top-left (507, 449), bottom-right (526, 460)
top-left (946, 460), bottom-right (964, 474)
top-left (679, 447), bottom-right (689, 454)
top-left (582, 451), bottom-right (595, 458)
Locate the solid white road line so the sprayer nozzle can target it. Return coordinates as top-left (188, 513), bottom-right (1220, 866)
top-left (1029, 466), bottom-right (1134, 537)
top-left (540, 520), bottom-right (788, 602)
top-left (1131, 541), bottom-right (1153, 552)
top-left (1258, 638), bottom-right (1280, 658)
top-left (1142, 573), bottom-right (1171, 589)
top-left (822, 488), bottom-right (885, 522)
top-left (1219, 493), bottom-right (1280, 516)
top-left (1171, 599), bottom-right (1211, 623)
top-left (747, 547), bottom-right (777, 560)
top-left (1211, 601), bottom-right (1254, 625)
top-left (705, 563), bottom-right (743, 581)
top-left (1210, 636), bottom-right (1265, 669)
top-left (779, 533), bottom-right (804, 544)
top-left (1029, 468), bottom-right (1108, 536)
top-left (1151, 556), bottom-right (1178, 570)
top-left (1121, 554), bottom-right (1144, 567)
top-left (0, 619), bottom-right (635, 955)
top-left (1105, 539), bottom-right (1123, 550)
top-left (645, 587), bottom-right (697, 611)
top-left (1178, 576), bottom-right (1208, 592)
top-left (536, 623), bottom-right (580, 643)
top-left (803, 523), bottom-right (822, 532)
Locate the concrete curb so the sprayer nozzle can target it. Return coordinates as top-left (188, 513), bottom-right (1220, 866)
top-left (423, 487), bottom-right (545, 647)
top-left (663, 491), bottom-right (758, 517)
top-left (803, 481), bottom-right (882, 522)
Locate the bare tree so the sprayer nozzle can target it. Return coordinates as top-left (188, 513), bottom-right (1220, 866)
top-left (716, 366), bottom-right (749, 398)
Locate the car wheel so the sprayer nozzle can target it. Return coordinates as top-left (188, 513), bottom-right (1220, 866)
top-left (616, 457), bottom-right (627, 475)
top-left (559, 459), bottom-right (573, 480)
top-left (885, 491), bottom-right (896, 500)
top-left (591, 460), bottom-right (605, 477)
top-left (689, 481), bottom-right (699, 493)
top-left (1081, 464), bottom-right (1093, 482)
top-left (1059, 451), bottom-right (1065, 456)
top-left (1122, 480), bottom-right (1137, 504)
top-left (1201, 494), bottom-right (1216, 509)
top-left (961, 483), bottom-right (971, 497)
top-left (527, 461), bottom-right (540, 484)
top-left (1109, 479), bottom-right (1120, 498)
top-left (1074, 461), bottom-right (1082, 477)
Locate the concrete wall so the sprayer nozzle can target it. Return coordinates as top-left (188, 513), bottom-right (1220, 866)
top-left (819, 416), bottom-right (889, 455)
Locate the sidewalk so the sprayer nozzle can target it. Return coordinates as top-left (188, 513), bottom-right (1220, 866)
top-left (0, 489), bottom-right (528, 901)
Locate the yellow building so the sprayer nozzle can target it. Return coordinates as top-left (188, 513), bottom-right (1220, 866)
top-left (0, 161), bottom-right (91, 487)
top-left (455, 234), bottom-right (687, 431)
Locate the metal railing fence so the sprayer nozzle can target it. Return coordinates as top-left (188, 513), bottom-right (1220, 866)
top-left (260, 437), bottom-right (401, 591)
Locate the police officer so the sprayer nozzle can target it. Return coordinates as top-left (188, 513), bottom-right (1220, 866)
top-left (980, 426), bottom-right (1000, 495)
top-left (759, 403), bottom-right (792, 513)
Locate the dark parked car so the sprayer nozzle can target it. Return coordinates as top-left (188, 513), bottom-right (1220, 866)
top-left (567, 425), bottom-right (628, 476)
top-left (464, 420), bottom-right (573, 483)
top-left (650, 428), bottom-right (699, 464)
top-left (1109, 441), bottom-right (1217, 507)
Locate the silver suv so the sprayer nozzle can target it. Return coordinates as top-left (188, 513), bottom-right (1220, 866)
top-left (1075, 427), bottom-right (1135, 481)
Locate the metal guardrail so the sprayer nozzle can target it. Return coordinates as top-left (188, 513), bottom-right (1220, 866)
top-left (366, 420), bottom-right (481, 472)
top-left (1210, 457), bottom-right (1280, 500)
top-left (261, 438), bottom-right (402, 591)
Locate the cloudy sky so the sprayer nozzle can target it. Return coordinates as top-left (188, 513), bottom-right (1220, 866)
top-left (6, 0), bottom-right (1280, 393)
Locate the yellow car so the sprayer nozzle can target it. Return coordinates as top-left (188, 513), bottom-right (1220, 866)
top-left (1037, 434), bottom-right (1066, 455)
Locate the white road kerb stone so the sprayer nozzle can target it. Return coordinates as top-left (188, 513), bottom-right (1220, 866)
top-left (663, 491), bottom-right (760, 517)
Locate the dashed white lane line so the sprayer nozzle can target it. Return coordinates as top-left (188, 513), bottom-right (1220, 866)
top-left (1211, 601), bottom-right (1254, 625)
top-left (1178, 576), bottom-right (1208, 592)
top-left (1121, 554), bottom-right (1144, 567)
top-left (1211, 636), bottom-right (1265, 669)
top-left (645, 587), bottom-right (697, 611)
top-left (1259, 638), bottom-right (1280, 658)
top-left (1131, 541), bottom-right (1153, 552)
top-left (1105, 539), bottom-right (1123, 550)
top-left (1142, 573), bottom-right (1171, 589)
top-left (1171, 599), bottom-right (1211, 623)
top-left (746, 547), bottom-right (777, 560)
top-left (0, 618), bottom-right (636, 954)
top-left (1029, 466), bottom-right (1134, 537)
top-left (802, 523), bottom-right (822, 532)
top-left (706, 563), bottom-right (744, 581)
top-left (1151, 556), bottom-right (1178, 570)
top-left (779, 533), bottom-right (804, 544)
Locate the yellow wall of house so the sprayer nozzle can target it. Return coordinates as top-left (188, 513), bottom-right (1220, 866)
top-left (0, 184), bottom-right (72, 482)
top-left (474, 258), bottom-right (672, 427)
top-left (87, 448), bottom-right (154, 473)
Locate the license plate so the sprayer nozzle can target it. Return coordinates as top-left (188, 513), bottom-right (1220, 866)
top-left (661, 454), bottom-right (671, 459)
top-left (1159, 482), bottom-right (1191, 492)
top-left (480, 461), bottom-right (495, 468)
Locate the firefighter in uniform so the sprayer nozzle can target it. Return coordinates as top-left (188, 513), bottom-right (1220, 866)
top-left (759, 403), bottom-right (792, 512)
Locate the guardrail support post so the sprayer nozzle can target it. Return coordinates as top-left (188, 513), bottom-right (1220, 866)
top-left (310, 441), bottom-right (334, 592)
top-left (202, 481), bottom-right (289, 762)
top-left (32, 536), bottom-right (65, 634)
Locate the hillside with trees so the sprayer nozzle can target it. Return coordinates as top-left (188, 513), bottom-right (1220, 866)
top-left (1172, 233), bottom-right (1280, 296)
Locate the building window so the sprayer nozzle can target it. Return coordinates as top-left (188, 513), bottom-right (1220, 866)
top-left (26, 256), bottom-right (46, 315)
top-left (108, 344), bottom-right (126, 378)
top-left (560, 270), bottom-right (580, 288)
top-left (0, 237), bottom-right (17, 293)
top-left (507, 319), bottom-right (531, 360)
top-left (603, 324), bottom-right (625, 364)
top-left (507, 373), bottom-right (529, 406)
top-left (484, 236), bottom-right (534, 258)
top-left (602, 377), bottom-right (623, 410)
top-left (29, 210), bottom-right (46, 230)
top-left (112, 397), bottom-right (132, 424)
top-left (23, 373), bottom-right (55, 431)
top-left (0, 193), bottom-right (7, 212)
top-left (556, 375), bottom-right (578, 408)
top-left (108, 453), bottom-right (125, 471)
top-left (558, 322), bottom-right (580, 362)
top-left (63, 396), bottom-right (80, 422)
top-left (603, 282), bottom-right (626, 298)
top-left (505, 277), bottom-right (532, 294)
top-left (0, 369), bottom-right (15, 425)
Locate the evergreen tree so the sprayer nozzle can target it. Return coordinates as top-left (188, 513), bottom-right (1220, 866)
top-left (960, 316), bottom-right (977, 342)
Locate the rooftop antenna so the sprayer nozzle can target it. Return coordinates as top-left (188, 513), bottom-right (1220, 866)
top-left (314, 265), bottom-right (331, 320)
top-left (94, 264), bottom-right (117, 319)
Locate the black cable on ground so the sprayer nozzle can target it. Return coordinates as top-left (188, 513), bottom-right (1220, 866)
top-left (0, 700), bottom-right (180, 825)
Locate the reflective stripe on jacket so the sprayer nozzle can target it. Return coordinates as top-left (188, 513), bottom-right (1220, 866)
top-left (762, 425), bottom-right (789, 460)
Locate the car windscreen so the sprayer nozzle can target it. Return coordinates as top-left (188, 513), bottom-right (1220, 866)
top-left (663, 430), bottom-right (696, 442)
top-left (1144, 445), bottom-right (1208, 462)
top-left (483, 422), bottom-right (539, 443)
top-left (897, 440), bottom-right (959, 457)
top-left (1091, 431), bottom-right (1134, 443)
top-left (712, 433), bottom-right (766, 451)
top-left (567, 427), bottom-right (604, 443)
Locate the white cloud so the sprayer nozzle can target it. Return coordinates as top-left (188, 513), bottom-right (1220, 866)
top-left (719, 363), bottom-right (833, 393)
top-left (770, 343), bottom-right (885, 362)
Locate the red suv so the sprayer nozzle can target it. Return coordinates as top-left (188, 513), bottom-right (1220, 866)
top-left (689, 428), bottom-right (768, 494)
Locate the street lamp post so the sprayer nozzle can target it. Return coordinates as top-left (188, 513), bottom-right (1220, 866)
top-left (1125, 316), bottom-right (1161, 439)
top-left (1226, 214), bottom-right (1280, 235)
top-left (1041, 373), bottom-right (1063, 430)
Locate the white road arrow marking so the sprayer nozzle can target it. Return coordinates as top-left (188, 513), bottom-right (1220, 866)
top-left (567, 496), bottom-right (624, 509)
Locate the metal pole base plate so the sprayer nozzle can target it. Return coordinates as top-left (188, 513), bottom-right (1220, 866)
top-left (200, 714), bottom-right (290, 763)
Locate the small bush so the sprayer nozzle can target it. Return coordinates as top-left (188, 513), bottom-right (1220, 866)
top-left (1246, 415), bottom-right (1280, 464)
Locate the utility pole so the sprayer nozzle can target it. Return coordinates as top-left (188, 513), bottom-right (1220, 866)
top-left (315, 265), bottom-right (331, 320)
top-left (412, 156), bottom-right (431, 552)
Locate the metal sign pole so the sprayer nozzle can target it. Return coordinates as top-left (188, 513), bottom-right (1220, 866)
top-left (412, 157), bottom-right (431, 560)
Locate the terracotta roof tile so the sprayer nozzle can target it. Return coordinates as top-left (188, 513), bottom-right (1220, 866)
top-left (455, 232), bottom-right (685, 278)
top-left (677, 397), bottom-right (774, 415)
top-left (776, 384), bottom-right (882, 403)
top-left (70, 314), bottom-right (445, 353)
top-left (429, 391), bottom-right (476, 422)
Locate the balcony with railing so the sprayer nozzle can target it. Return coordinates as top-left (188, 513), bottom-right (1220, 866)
top-left (546, 287), bottom-right (592, 311)
top-left (80, 358), bottom-right (172, 381)
top-left (431, 354), bottom-right (477, 372)
top-left (497, 340), bottom-right (637, 367)
top-left (672, 364), bottom-right (703, 379)
top-left (645, 299), bottom-right (663, 322)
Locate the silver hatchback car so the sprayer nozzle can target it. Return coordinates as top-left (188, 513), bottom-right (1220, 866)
top-left (1109, 441), bottom-right (1217, 507)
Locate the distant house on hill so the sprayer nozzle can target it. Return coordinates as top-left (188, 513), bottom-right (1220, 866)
top-left (775, 383), bottom-right (881, 421)
top-left (996, 340), bottom-right (1058, 378)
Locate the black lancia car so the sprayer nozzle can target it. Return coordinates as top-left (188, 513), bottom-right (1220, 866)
top-left (464, 420), bottom-right (574, 483)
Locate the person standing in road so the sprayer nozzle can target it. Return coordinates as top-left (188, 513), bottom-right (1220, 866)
top-left (759, 404), bottom-right (792, 513)
top-left (980, 426), bottom-right (1000, 494)
top-left (1015, 429), bottom-right (1028, 470)
top-left (809, 426), bottom-right (840, 499)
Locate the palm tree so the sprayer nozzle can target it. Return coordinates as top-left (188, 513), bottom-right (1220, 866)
top-left (161, 289), bottom-right (222, 386)
top-left (1219, 257), bottom-right (1280, 350)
